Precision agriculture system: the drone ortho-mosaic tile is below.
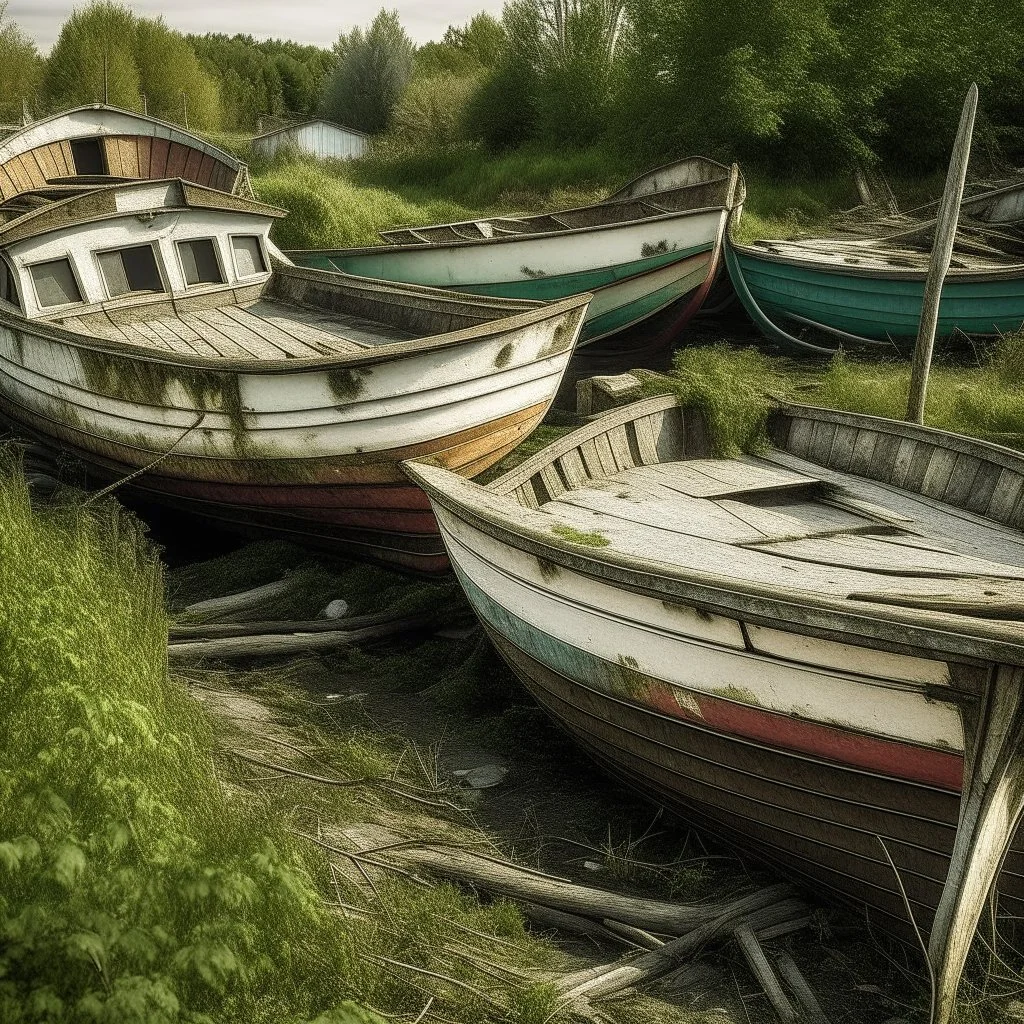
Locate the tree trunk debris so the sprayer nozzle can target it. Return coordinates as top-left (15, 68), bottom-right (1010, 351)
top-left (734, 922), bottom-right (798, 1022)
top-left (180, 576), bottom-right (297, 622)
top-left (168, 613), bottom-right (436, 662)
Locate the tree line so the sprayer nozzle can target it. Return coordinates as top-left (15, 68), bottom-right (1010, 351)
top-left (0, 0), bottom-right (1021, 174)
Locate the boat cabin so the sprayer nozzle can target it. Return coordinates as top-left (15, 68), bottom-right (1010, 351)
top-left (0, 179), bottom-right (280, 324)
top-left (0, 106), bottom-right (247, 203)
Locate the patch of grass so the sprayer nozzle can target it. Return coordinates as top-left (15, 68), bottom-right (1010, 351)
top-left (551, 523), bottom-right (610, 547)
top-left (650, 345), bottom-right (791, 457)
top-left (252, 156), bottom-right (476, 249)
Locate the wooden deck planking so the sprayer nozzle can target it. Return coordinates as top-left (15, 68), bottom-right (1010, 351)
top-left (756, 450), bottom-right (1024, 568)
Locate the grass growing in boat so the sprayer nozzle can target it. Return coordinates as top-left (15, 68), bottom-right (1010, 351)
top-left (551, 523), bottom-right (610, 547)
top-left (475, 425), bottom-right (576, 484)
top-left (641, 336), bottom-right (1024, 456)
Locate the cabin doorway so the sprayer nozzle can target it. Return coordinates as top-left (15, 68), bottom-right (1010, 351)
top-left (70, 138), bottom-right (107, 176)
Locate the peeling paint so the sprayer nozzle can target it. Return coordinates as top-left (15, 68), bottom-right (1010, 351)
top-left (494, 342), bottom-right (514, 368)
top-left (536, 556), bottom-right (561, 581)
top-left (520, 265), bottom-right (548, 279)
top-left (327, 367), bottom-right (368, 403)
top-left (641, 240), bottom-right (670, 258)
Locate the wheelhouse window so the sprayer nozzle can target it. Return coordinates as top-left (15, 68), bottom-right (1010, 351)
top-left (231, 235), bottom-right (268, 278)
top-left (97, 244), bottom-right (164, 299)
top-left (30, 258), bottom-right (83, 308)
top-left (177, 238), bottom-right (224, 286)
top-left (70, 138), bottom-right (106, 176)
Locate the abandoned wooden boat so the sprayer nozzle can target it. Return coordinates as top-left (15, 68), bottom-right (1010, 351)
top-left (0, 178), bottom-right (590, 572)
top-left (406, 390), bottom-right (1024, 1021)
top-left (289, 158), bottom-right (743, 360)
top-left (0, 104), bottom-right (251, 200)
top-left (727, 205), bottom-right (1024, 354)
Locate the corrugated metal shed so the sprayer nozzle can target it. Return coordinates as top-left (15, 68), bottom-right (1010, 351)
top-left (251, 119), bottom-right (368, 161)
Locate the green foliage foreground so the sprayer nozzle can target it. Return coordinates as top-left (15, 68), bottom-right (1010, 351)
top-left (0, 463), bottom-right (378, 1024)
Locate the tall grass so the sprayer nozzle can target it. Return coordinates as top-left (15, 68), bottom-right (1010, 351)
top-left (0, 452), bottom-right (380, 1023)
top-left (253, 157), bottom-right (474, 249)
top-left (0, 456), bottom-right (565, 1023)
top-left (649, 336), bottom-right (1024, 455)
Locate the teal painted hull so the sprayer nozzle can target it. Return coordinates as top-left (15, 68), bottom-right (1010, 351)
top-left (296, 243), bottom-right (714, 345)
top-left (735, 251), bottom-right (1024, 341)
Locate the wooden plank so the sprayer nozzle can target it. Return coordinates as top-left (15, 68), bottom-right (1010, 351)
top-left (47, 141), bottom-right (69, 178)
top-left (118, 137), bottom-right (139, 177)
top-left (219, 306), bottom-right (314, 358)
top-left (143, 316), bottom-right (215, 357)
top-left (808, 420), bottom-right (838, 466)
top-left (848, 429), bottom-right (879, 476)
top-left (158, 315), bottom-right (250, 359)
top-left (196, 151), bottom-right (215, 186)
top-left (890, 437), bottom-right (919, 488)
top-left (827, 424), bottom-right (858, 472)
top-left (136, 136), bottom-right (152, 180)
top-left (578, 438), bottom-right (605, 478)
top-left (651, 460), bottom-right (817, 499)
top-left (632, 415), bottom-right (662, 466)
top-left (535, 463), bottom-right (565, 502)
top-left (607, 424), bottom-right (636, 472)
top-left (756, 449), bottom-right (1024, 567)
top-left (987, 469), bottom-right (1024, 523)
top-left (965, 460), bottom-right (1003, 516)
top-left (31, 144), bottom-right (58, 183)
top-left (904, 442), bottom-right (935, 492)
top-left (921, 448), bottom-right (958, 500)
top-left (103, 137), bottom-right (123, 176)
top-left (516, 482), bottom-right (541, 510)
top-left (594, 432), bottom-right (619, 476)
top-left (786, 418), bottom-right (814, 459)
top-left (868, 431), bottom-right (902, 483)
top-left (183, 146), bottom-right (204, 182)
top-left (942, 453), bottom-right (982, 508)
top-left (556, 448), bottom-right (589, 489)
top-left (165, 141), bottom-right (188, 179)
top-left (186, 309), bottom-right (278, 359)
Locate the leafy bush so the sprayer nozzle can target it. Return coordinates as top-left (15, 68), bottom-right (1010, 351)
top-left (0, 455), bottom-right (383, 1023)
top-left (389, 72), bottom-right (481, 150)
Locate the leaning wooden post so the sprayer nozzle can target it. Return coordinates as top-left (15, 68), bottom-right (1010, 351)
top-left (905, 83), bottom-right (978, 424)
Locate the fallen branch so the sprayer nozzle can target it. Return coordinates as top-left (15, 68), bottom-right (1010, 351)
top-left (521, 903), bottom-right (639, 947)
top-left (775, 952), bottom-right (830, 1023)
top-left (169, 613), bottom-right (435, 661)
top-left (169, 609), bottom-right (410, 641)
top-left (180, 577), bottom-right (297, 622)
top-left (601, 919), bottom-right (665, 950)
top-left (340, 824), bottom-right (793, 936)
top-left (734, 923), bottom-right (797, 1022)
top-left (554, 894), bottom-right (804, 1003)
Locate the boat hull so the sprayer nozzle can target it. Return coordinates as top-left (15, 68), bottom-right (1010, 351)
top-left (734, 249), bottom-right (1024, 341)
top-left (429, 497), bottom-right (1024, 942)
top-left (0, 296), bottom-right (585, 573)
top-left (294, 209), bottom-right (727, 349)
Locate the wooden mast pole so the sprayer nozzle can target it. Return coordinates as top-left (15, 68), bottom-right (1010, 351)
top-left (905, 83), bottom-right (978, 424)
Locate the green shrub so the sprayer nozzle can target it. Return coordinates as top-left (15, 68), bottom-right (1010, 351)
top-left (0, 455), bottom-right (377, 1023)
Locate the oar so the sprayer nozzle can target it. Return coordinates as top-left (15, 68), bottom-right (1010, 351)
top-left (905, 84), bottom-right (979, 424)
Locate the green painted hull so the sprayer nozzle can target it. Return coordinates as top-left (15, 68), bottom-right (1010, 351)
top-left (735, 251), bottom-right (1024, 341)
top-left (296, 244), bottom-right (714, 345)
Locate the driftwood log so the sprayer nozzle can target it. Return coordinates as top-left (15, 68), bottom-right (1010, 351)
top-left (734, 923), bottom-right (798, 1022)
top-left (775, 952), bottom-right (830, 1023)
top-left (554, 894), bottom-right (805, 1003)
top-left (180, 577), bottom-right (297, 622)
top-left (338, 824), bottom-right (794, 936)
top-left (168, 613), bottom-right (435, 662)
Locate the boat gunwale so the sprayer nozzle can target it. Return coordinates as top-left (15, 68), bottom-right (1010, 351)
top-left (0, 265), bottom-right (593, 375)
top-left (730, 237), bottom-right (1024, 281)
top-left (602, 156), bottom-right (734, 203)
top-left (404, 395), bottom-right (1024, 664)
top-left (285, 202), bottom-right (735, 261)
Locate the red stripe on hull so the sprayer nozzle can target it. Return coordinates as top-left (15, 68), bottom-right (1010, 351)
top-left (634, 680), bottom-right (964, 792)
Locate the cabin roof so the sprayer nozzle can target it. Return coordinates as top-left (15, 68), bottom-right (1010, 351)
top-left (0, 178), bottom-right (285, 247)
top-left (251, 118), bottom-right (369, 142)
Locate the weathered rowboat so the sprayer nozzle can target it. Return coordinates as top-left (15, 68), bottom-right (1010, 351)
top-left (0, 178), bottom-right (590, 572)
top-left (727, 189), bottom-right (1024, 353)
top-left (0, 104), bottom-right (251, 199)
top-left (407, 388), bottom-right (1024, 1020)
top-left (289, 158), bottom-right (744, 359)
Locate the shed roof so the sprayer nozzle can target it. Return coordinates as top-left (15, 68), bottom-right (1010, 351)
top-left (252, 118), bottom-right (369, 142)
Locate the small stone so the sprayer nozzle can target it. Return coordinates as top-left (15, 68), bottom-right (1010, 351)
top-left (320, 599), bottom-right (349, 620)
top-left (583, 860), bottom-right (605, 872)
top-left (453, 765), bottom-right (508, 789)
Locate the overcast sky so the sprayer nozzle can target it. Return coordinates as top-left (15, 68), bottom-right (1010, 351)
top-left (7, 2), bottom-right (506, 51)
